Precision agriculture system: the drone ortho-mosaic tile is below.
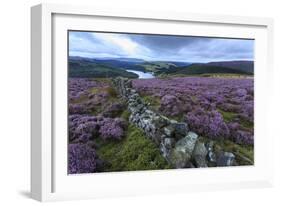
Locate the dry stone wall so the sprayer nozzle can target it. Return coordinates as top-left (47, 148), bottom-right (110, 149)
top-left (113, 77), bottom-right (236, 168)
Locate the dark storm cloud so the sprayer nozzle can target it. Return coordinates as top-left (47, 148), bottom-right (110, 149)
top-left (128, 35), bottom-right (211, 52)
top-left (69, 31), bottom-right (254, 62)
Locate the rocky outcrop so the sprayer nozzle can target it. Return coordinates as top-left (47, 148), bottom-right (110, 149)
top-left (113, 77), bottom-right (236, 169)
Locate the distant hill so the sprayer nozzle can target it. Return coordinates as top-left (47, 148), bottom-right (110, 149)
top-left (68, 56), bottom-right (253, 77)
top-left (169, 61), bottom-right (192, 67)
top-left (68, 59), bottom-right (138, 78)
top-left (69, 56), bottom-right (192, 73)
top-left (205, 61), bottom-right (254, 74)
top-left (69, 56), bottom-right (147, 72)
top-left (113, 57), bottom-right (145, 63)
top-left (168, 64), bottom-right (252, 76)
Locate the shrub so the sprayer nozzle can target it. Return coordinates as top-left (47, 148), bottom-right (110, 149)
top-left (68, 143), bottom-right (98, 174)
top-left (99, 118), bottom-right (126, 140)
top-left (185, 108), bottom-right (229, 139)
top-left (69, 115), bottom-right (126, 143)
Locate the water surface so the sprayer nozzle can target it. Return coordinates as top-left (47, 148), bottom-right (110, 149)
top-left (126, 70), bottom-right (155, 79)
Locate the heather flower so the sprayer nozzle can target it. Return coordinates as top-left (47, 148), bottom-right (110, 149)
top-left (185, 108), bottom-right (229, 139)
top-left (69, 103), bottom-right (90, 114)
top-left (68, 143), bottom-right (98, 174)
top-left (99, 118), bottom-right (126, 140)
top-left (234, 130), bottom-right (253, 145)
top-left (160, 94), bottom-right (182, 116)
top-left (69, 114), bottom-right (126, 143)
top-left (102, 102), bottom-right (126, 117)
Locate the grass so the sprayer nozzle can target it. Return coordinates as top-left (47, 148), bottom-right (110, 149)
top-left (156, 73), bottom-right (253, 79)
top-left (120, 110), bottom-right (131, 121)
top-left (90, 86), bottom-right (117, 97)
top-left (218, 109), bottom-right (253, 129)
top-left (88, 85), bottom-right (122, 116)
top-left (142, 95), bottom-right (161, 110)
top-left (199, 73), bottom-right (253, 78)
top-left (91, 78), bottom-right (111, 83)
top-left (190, 95), bottom-right (197, 103)
top-left (70, 94), bottom-right (89, 104)
top-left (106, 86), bottom-right (118, 98)
top-left (90, 87), bottom-right (100, 94)
top-left (200, 136), bottom-right (254, 166)
top-left (96, 124), bottom-right (171, 172)
top-left (214, 139), bottom-right (254, 165)
top-left (240, 118), bottom-right (254, 129)
top-left (218, 109), bottom-right (237, 122)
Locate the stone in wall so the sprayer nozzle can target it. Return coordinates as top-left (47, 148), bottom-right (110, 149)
top-left (216, 152), bottom-right (235, 167)
top-left (192, 141), bottom-right (208, 168)
top-left (168, 132), bottom-right (198, 168)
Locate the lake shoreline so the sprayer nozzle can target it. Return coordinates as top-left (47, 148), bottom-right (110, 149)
top-left (126, 69), bottom-right (155, 79)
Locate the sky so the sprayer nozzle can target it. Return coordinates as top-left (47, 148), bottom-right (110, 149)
top-left (69, 31), bottom-right (254, 63)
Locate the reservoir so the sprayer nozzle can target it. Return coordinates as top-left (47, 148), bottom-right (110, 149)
top-left (126, 70), bottom-right (155, 79)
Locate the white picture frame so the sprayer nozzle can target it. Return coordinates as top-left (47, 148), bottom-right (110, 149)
top-left (31, 3), bottom-right (274, 202)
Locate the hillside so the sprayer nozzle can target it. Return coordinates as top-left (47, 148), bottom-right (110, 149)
top-left (68, 56), bottom-right (253, 78)
top-left (205, 61), bottom-right (254, 74)
top-left (167, 64), bottom-right (251, 76)
top-left (69, 56), bottom-right (192, 74)
top-left (69, 59), bottom-right (138, 78)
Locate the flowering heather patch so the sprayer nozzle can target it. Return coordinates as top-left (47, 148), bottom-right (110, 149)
top-left (69, 78), bottom-right (99, 102)
top-left (69, 114), bottom-right (126, 143)
top-left (68, 78), bottom-right (131, 174)
top-left (184, 108), bottom-right (230, 139)
top-left (160, 94), bottom-right (184, 116)
top-left (69, 103), bottom-right (91, 114)
top-left (132, 77), bottom-right (254, 145)
top-left (68, 143), bottom-right (98, 174)
top-left (68, 78), bottom-right (121, 115)
top-left (99, 118), bottom-right (127, 140)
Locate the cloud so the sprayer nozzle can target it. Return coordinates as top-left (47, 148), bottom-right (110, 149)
top-left (129, 35), bottom-right (210, 52)
top-left (93, 33), bottom-right (138, 55)
top-left (175, 38), bottom-right (254, 62)
top-left (69, 31), bottom-right (254, 62)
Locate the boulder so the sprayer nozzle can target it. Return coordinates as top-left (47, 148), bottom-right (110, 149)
top-left (185, 161), bottom-right (196, 168)
top-left (163, 126), bottom-right (174, 137)
top-left (172, 122), bottom-right (189, 140)
top-left (162, 121), bottom-right (188, 139)
top-left (216, 152), bottom-right (235, 166)
top-left (160, 138), bottom-right (175, 159)
top-left (152, 115), bottom-right (169, 129)
top-left (205, 141), bottom-right (217, 163)
top-left (169, 132), bottom-right (198, 168)
top-left (192, 142), bottom-right (208, 167)
top-left (152, 130), bottom-right (163, 145)
top-left (130, 89), bottom-right (137, 94)
top-left (164, 138), bottom-right (175, 149)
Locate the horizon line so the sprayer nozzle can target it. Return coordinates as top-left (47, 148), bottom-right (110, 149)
top-left (68, 55), bottom-right (254, 63)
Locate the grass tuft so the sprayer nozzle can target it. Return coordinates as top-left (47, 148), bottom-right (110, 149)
top-left (96, 124), bottom-right (171, 172)
top-left (218, 109), bottom-right (237, 122)
top-left (106, 86), bottom-right (118, 98)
